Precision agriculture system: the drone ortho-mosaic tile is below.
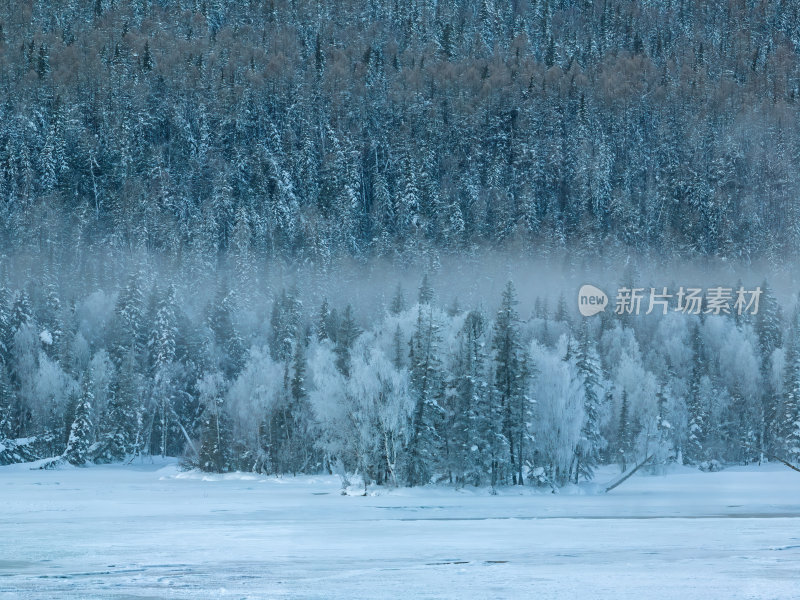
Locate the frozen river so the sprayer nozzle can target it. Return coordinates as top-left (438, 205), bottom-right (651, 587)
top-left (1, 461), bottom-right (798, 599)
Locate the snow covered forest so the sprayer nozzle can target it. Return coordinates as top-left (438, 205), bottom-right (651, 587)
top-left (2, 0), bottom-right (800, 487)
top-left (1, 0), bottom-right (800, 260)
top-left (1, 262), bottom-right (798, 488)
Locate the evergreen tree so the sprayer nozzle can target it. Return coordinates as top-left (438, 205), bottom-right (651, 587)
top-left (492, 281), bottom-right (529, 485)
top-left (316, 298), bottom-right (332, 342)
top-left (390, 283), bottom-right (407, 315)
top-left (334, 305), bottom-right (360, 377)
top-left (554, 293), bottom-right (570, 324)
top-left (450, 310), bottom-right (495, 486)
top-left (654, 386), bottom-right (672, 466)
top-left (148, 285), bottom-right (179, 457)
top-left (755, 280), bottom-right (784, 452)
top-left (197, 372), bottom-right (233, 473)
top-left (388, 325), bottom-right (404, 372)
top-left (0, 283), bottom-right (10, 365)
top-left (112, 271), bottom-right (147, 367)
top-left (287, 338), bottom-right (316, 473)
top-left (574, 321), bottom-right (604, 481)
top-left (0, 363), bottom-right (13, 440)
top-left (617, 390), bottom-right (634, 471)
top-left (64, 379), bottom-right (93, 466)
top-left (418, 274), bottom-right (434, 305)
top-left (782, 301), bottom-right (800, 464)
top-left (210, 286), bottom-right (245, 379)
top-left (268, 287), bottom-right (301, 362)
top-left (405, 305), bottom-right (445, 486)
top-left (101, 348), bottom-right (144, 461)
top-left (685, 324), bottom-right (707, 465)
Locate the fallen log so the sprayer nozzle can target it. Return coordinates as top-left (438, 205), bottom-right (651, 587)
top-left (741, 443), bottom-right (800, 474)
top-left (605, 454), bottom-right (654, 493)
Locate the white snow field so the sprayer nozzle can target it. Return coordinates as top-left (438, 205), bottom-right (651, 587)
top-left (1, 462), bottom-right (799, 599)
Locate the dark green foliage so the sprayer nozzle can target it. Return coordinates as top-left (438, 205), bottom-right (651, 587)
top-left (685, 324), bottom-right (707, 465)
top-left (449, 310), bottom-right (495, 486)
top-left (405, 305), bottom-right (445, 486)
top-left (334, 305), bottom-right (360, 378)
top-left (492, 281), bottom-right (529, 485)
top-left (574, 321), bottom-right (604, 481)
top-left (198, 395), bottom-right (233, 473)
top-left (64, 380), bottom-right (93, 466)
top-left (0, 2), bottom-right (796, 263)
top-left (389, 284), bottom-right (406, 316)
top-left (617, 391), bottom-right (634, 472)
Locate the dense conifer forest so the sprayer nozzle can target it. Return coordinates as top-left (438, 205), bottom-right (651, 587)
top-left (1, 1), bottom-right (799, 484)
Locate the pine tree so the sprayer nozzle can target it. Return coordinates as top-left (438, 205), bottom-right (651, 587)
top-left (617, 390), bottom-right (634, 471)
top-left (492, 281), bottom-right (529, 485)
top-left (782, 301), bottom-right (800, 464)
top-left (755, 279), bottom-right (783, 452)
top-left (389, 283), bottom-right (406, 315)
top-left (655, 386), bottom-right (672, 465)
top-left (112, 271), bottom-right (147, 367)
top-left (685, 324), bottom-right (707, 465)
top-left (451, 310), bottom-right (495, 486)
top-left (391, 325), bottom-right (405, 370)
top-left (574, 321), bottom-right (604, 481)
top-left (334, 305), bottom-right (360, 377)
top-left (0, 283), bottom-right (10, 365)
top-left (726, 384), bottom-right (756, 464)
top-left (269, 287), bottom-right (301, 362)
top-left (287, 338), bottom-right (316, 473)
top-left (197, 373), bottom-right (233, 473)
top-left (405, 305), bottom-right (445, 486)
top-left (64, 379), bottom-right (93, 466)
top-left (7, 290), bottom-right (33, 356)
top-left (554, 293), bottom-right (570, 324)
top-left (141, 41), bottom-right (153, 72)
top-left (316, 298), bottom-right (332, 342)
top-left (418, 274), bottom-right (434, 305)
top-left (149, 285), bottom-right (177, 375)
top-left (148, 285), bottom-right (178, 458)
top-left (210, 285), bottom-right (245, 378)
top-left (0, 363), bottom-right (13, 440)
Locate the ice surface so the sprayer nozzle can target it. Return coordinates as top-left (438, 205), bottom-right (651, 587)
top-left (1, 461), bottom-right (799, 599)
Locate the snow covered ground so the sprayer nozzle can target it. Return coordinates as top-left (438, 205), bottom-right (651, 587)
top-left (1, 462), bottom-right (799, 599)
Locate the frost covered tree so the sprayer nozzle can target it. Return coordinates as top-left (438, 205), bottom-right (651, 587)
top-left (782, 301), bottom-right (800, 464)
top-left (316, 298), bottom-right (332, 342)
top-left (209, 285), bottom-right (245, 379)
top-left (148, 285), bottom-right (178, 457)
top-left (269, 287), bottom-right (302, 362)
top-left (197, 371), bottom-right (233, 473)
top-left (617, 390), bottom-right (634, 472)
top-left (111, 271), bottom-right (147, 366)
top-left (755, 280), bottom-right (783, 452)
top-left (405, 305), bottom-right (445, 486)
top-left (574, 321), bottom-right (605, 481)
top-left (334, 305), bottom-right (361, 378)
top-left (102, 348), bottom-right (143, 461)
top-left (449, 310), bottom-right (494, 486)
top-left (64, 379), bottom-right (93, 466)
top-left (492, 281), bottom-right (529, 485)
top-left (530, 337), bottom-right (584, 487)
top-left (685, 324), bottom-right (708, 465)
top-left (389, 284), bottom-right (407, 315)
top-left (418, 274), bottom-right (434, 305)
top-left (285, 338), bottom-right (317, 474)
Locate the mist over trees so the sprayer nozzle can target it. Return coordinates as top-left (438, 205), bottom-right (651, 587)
top-left (1, 266), bottom-right (798, 487)
top-left (1, 1), bottom-right (800, 484)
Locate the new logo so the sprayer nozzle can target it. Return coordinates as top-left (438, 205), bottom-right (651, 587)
top-left (578, 284), bottom-right (608, 317)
